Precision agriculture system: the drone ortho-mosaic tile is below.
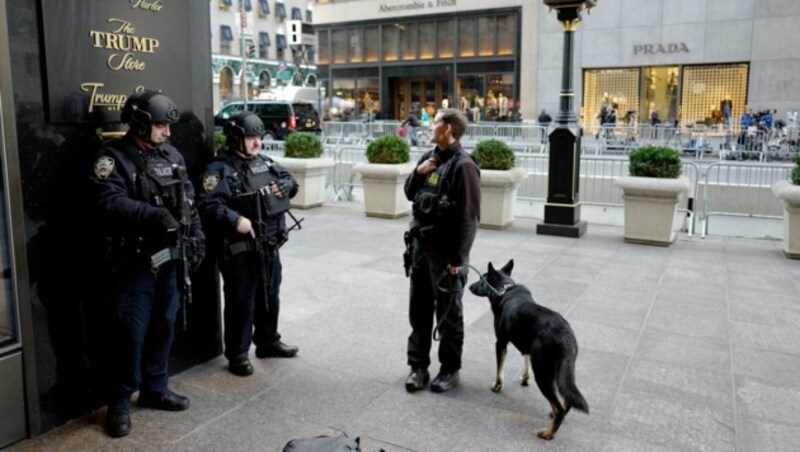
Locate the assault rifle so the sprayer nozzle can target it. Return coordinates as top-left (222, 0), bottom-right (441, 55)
top-left (150, 164), bottom-right (196, 330)
top-left (237, 183), bottom-right (304, 313)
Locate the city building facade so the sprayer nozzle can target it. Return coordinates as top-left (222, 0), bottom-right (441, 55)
top-left (315, 0), bottom-right (800, 126)
top-left (210, 0), bottom-right (318, 111)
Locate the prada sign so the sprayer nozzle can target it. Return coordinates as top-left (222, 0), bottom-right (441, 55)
top-left (41, 0), bottom-right (191, 123)
top-left (634, 42), bottom-right (690, 56)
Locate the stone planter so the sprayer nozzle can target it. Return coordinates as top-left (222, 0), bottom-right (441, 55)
top-left (614, 176), bottom-right (690, 246)
top-left (771, 180), bottom-right (800, 259)
top-left (479, 168), bottom-right (528, 229)
top-left (352, 162), bottom-right (416, 218)
top-left (273, 156), bottom-right (334, 209)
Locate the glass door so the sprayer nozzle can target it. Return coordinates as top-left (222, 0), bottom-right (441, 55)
top-left (0, 6), bottom-right (27, 444)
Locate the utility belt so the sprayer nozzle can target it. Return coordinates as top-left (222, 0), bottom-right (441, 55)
top-left (107, 235), bottom-right (161, 256)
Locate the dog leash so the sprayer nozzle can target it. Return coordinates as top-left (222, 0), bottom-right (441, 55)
top-left (465, 264), bottom-right (514, 296)
top-left (431, 265), bottom-right (514, 341)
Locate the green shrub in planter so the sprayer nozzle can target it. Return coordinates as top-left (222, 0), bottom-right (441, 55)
top-left (628, 145), bottom-right (682, 178)
top-left (365, 134), bottom-right (410, 164)
top-left (471, 139), bottom-right (515, 170)
top-left (284, 132), bottom-right (323, 158)
top-left (214, 129), bottom-right (226, 151)
top-left (792, 154), bottom-right (800, 185)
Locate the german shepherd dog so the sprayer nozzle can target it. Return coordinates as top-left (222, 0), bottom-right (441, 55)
top-left (468, 260), bottom-right (588, 440)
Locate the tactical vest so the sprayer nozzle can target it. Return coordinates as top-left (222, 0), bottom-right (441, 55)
top-left (412, 153), bottom-right (460, 228)
top-left (229, 154), bottom-right (291, 218)
top-left (138, 153), bottom-right (184, 214)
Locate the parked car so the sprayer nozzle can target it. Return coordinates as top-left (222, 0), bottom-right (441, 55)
top-left (214, 100), bottom-right (321, 140)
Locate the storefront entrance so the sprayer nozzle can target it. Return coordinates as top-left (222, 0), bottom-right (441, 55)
top-left (390, 77), bottom-right (449, 120)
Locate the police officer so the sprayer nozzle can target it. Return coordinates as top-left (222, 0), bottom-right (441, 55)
top-left (90, 91), bottom-right (205, 438)
top-left (403, 108), bottom-right (481, 393)
top-left (197, 111), bottom-right (299, 377)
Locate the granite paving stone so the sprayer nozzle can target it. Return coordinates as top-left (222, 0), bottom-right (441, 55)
top-left (9, 200), bottom-right (800, 451)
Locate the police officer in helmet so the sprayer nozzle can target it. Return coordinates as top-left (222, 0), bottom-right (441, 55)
top-left (197, 110), bottom-right (299, 377)
top-left (90, 91), bottom-right (205, 437)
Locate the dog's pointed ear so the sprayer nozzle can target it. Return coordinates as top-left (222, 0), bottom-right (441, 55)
top-left (501, 259), bottom-right (514, 275)
top-left (488, 262), bottom-right (496, 274)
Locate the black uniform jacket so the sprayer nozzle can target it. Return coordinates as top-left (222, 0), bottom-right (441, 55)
top-left (89, 134), bottom-right (204, 241)
top-left (404, 141), bottom-right (481, 267)
top-left (197, 151), bottom-right (298, 241)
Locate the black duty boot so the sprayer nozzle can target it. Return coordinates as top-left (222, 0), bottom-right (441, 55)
top-left (229, 357), bottom-right (254, 376)
top-left (431, 371), bottom-right (459, 393)
top-left (405, 367), bottom-right (430, 393)
top-left (256, 341), bottom-right (299, 358)
top-left (137, 389), bottom-right (190, 411)
top-left (106, 407), bottom-right (131, 438)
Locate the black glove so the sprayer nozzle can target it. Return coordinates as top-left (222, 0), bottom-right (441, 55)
top-left (154, 208), bottom-right (179, 233)
top-left (190, 238), bottom-right (205, 272)
top-left (275, 179), bottom-right (294, 198)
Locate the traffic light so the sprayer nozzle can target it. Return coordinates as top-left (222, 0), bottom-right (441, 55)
top-left (247, 42), bottom-right (256, 58)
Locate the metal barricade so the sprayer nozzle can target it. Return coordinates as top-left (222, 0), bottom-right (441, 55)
top-left (700, 161), bottom-right (792, 237)
top-left (365, 121), bottom-right (402, 139)
top-left (322, 121), bottom-right (367, 141)
top-left (464, 123), bottom-right (497, 141)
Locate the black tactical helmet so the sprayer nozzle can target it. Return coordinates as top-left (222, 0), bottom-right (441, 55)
top-left (223, 111), bottom-right (266, 149)
top-left (121, 90), bottom-right (180, 138)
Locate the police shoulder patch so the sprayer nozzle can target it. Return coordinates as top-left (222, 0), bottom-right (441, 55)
top-left (203, 173), bottom-right (221, 193)
top-left (94, 156), bottom-right (115, 180)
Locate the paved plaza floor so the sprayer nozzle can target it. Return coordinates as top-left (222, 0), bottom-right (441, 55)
top-left (9, 199), bottom-right (800, 451)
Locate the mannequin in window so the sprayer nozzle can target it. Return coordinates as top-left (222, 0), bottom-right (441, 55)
top-left (441, 98), bottom-right (449, 109)
top-left (487, 90), bottom-right (497, 120)
top-left (498, 93), bottom-right (508, 119)
top-left (460, 95), bottom-right (470, 115)
top-left (474, 95), bottom-right (484, 122)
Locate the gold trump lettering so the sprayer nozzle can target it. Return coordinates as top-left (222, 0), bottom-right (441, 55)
top-left (89, 18), bottom-right (160, 72)
top-left (81, 82), bottom-right (145, 113)
top-left (130, 0), bottom-right (164, 12)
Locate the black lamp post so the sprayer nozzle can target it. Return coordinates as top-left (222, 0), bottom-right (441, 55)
top-left (536, 0), bottom-right (597, 238)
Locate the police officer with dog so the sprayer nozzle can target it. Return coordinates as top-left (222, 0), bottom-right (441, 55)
top-left (90, 91), bottom-right (205, 438)
top-left (197, 111), bottom-right (300, 378)
top-left (403, 108), bottom-right (481, 393)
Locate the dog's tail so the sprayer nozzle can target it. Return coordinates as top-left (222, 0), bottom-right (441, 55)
top-left (556, 353), bottom-right (589, 414)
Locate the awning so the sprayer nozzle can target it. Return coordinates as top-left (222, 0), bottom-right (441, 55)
top-left (244, 0), bottom-right (252, 12)
top-left (260, 32), bottom-right (271, 47)
top-left (276, 2), bottom-right (286, 20)
top-left (276, 34), bottom-right (287, 50)
top-left (220, 25), bottom-right (233, 41)
top-left (291, 7), bottom-right (302, 20)
top-left (223, 0), bottom-right (232, 6)
top-left (259, 0), bottom-right (270, 15)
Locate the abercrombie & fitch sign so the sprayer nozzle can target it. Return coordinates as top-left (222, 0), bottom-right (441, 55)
top-left (633, 42), bottom-right (690, 56)
top-left (41, 0), bottom-right (191, 123)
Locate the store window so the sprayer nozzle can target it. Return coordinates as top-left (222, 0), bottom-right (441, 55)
top-left (485, 73), bottom-right (514, 121)
top-left (582, 68), bottom-right (640, 127)
top-left (458, 18), bottom-right (476, 57)
top-left (332, 79), bottom-right (356, 120)
top-left (680, 63), bottom-right (748, 126)
top-left (348, 28), bottom-right (362, 63)
top-left (437, 19), bottom-right (454, 58)
top-left (317, 30), bottom-right (329, 65)
top-left (363, 27), bottom-right (379, 62)
top-left (382, 25), bottom-right (400, 61)
top-left (497, 14), bottom-right (516, 55)
top-left (418, 22), bottom-right (435, 60)
top-left (478, 17), bottom-right (496, 56)
top-left (244, 0), bottom-right (252, 12)
top-left (642, 66), bottom-right (679, 125)
top-left (400, 23), bottom-right (417, 61)
top-left (357, 78), bottom-right (380, 120)
top-left (331, 29), bottom-right (347, 64)
top-left (458, 75), bottom-right (485, 122)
